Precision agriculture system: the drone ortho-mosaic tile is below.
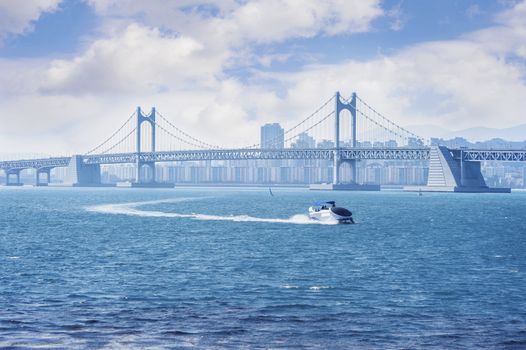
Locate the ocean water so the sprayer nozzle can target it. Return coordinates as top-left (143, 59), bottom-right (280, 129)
top-left (0, 186), bottom-right (525, 349)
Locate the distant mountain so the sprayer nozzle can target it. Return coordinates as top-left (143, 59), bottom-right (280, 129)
top-left (406, 124), bottom-right (526, 142)
top-left (405, 124), bottom-right (451, 140)
top-left (453, 125), bottom-right (526, 142)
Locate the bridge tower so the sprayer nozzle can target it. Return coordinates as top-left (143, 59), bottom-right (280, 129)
top-left (333, 91), bottom-right (357, 184)
top-left (136, 107), bottom-right (156, 184)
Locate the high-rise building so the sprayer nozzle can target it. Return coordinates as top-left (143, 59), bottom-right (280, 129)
top-left (317, 140), bottom-right (334, 149)
top-left (260, 123), bottom-right (284, 149)
top-left (291, 132), bottom-right (316, 149)
top-left (407, 137), bottom-right (423, 148)
top-left (385, 140), bottom-right (398, 148)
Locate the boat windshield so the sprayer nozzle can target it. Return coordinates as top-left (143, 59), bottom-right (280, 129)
top-left (312, 201), bottom-right (336, 210)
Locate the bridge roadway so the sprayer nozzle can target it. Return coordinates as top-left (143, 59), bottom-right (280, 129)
top-left (1, 148), bottom-right (526, 171)
top-left (0, 148), bottom-right (428, 170)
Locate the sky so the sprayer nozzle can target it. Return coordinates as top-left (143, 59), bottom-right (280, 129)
top-left (1, 0), bottom-right (526, 154)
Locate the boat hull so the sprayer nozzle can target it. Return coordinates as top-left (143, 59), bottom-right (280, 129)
top-left (308, 206), bottom-right (354, 224)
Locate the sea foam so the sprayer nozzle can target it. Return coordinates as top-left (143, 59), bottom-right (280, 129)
top-left (86, 198), bottom-right (337, 225)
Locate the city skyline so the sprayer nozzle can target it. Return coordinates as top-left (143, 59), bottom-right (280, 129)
top-left (2, 117), bottom-right (525, 189)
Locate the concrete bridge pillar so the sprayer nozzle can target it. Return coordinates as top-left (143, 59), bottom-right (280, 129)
top-left (137, 162), bottom-right (156, 183)
top-left (36, 168), bottom-right (51, 186)
top-left (332, 151), bottom-right (340, 185)
top-left (5, 169), bottom-right (23, 186)
top-left (418, 146), bottom-right (509, 192)
top-left (338, 160), bottom-right (358, 183)
top-left (63, 155), bottom-right (101, 186)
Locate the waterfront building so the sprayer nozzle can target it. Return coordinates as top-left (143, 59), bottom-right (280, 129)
top-left (407, 137), bottom-right (423, 147)
top-left (385, 140), bottom-right (398, 148)
top-left (291, 133), bottom-right (315, 149)
top-left (359, 141), bottom-right (372, 148)
top-left (260, 123), bottom-right (284, 149)
top-left (317, 140), bottom-right (334, 149)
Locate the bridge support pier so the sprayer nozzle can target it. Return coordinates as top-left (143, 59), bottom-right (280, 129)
top-left (35, 168), bottom-right (51, 186)
top-left (332, 151), bottom-right (340, 185)
top-left (63, 155), bottom-right (101, 186)
top-left (136, 161), bottom-right (156, 184)
top-left (5, 170), bottom-right (23, 186)
top-left (345, 159), bottom-right (358, 184)
top-left (405, 146), bottom-right (510, 193)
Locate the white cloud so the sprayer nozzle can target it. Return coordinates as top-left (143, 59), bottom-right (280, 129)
top-left (466, 0), bottom-right (526, 56)
top-left (272, 38), bottom-right (526, 132)
top-left (37, 0), bottom-right (385, 95)
top-left (87, 0), bottom-right (384, 42)
top-left (0, 0), bottom-right (62, 43)
top-left (42, 24), bottom-right (216, 94)
top-left (83, 0), bottom-right (384, 79)
top-left (387, 1), bottom-right (406, 31)
top-left (2, 0), bottom-right (526, 154)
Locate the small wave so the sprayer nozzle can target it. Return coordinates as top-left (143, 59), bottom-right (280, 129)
top-left (7, 256), bottom-right (20, 260)
top-left (85, 198), bottom-right (193, 217)
top-left (309, 286), bottom-right (330, 291)
top-left (86, 199), bottom-right (337, 225)
top-left (280, 284), bottom-right (299, 289)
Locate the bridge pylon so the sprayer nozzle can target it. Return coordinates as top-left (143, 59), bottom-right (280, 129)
top-left (311, 91), bottom-right (381, 191)
top-left (136, 107), bottom-right (156, 184)
top-left (333, 91), bottom-right (357, 185)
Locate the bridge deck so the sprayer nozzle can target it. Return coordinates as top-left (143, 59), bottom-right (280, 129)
top-left (1, 148), bottom-right (526, 171)
top-left (81, 148), bottom-right (431, 164)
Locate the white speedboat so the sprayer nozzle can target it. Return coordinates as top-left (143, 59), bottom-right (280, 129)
top-left (308, 201), bottom-right (354, 224)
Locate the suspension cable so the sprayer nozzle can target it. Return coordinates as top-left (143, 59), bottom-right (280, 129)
top-left (156, 111), bottom-right (220, 149)
top-left (353, 95), bottom-right (424, 142)
top-left (93, 126), bottom-right (137, 155)
top-left (243, 94), bottom-right (334, 149)
top-left (154, 121), bottom-right (208, 150)
top-left (283, 111), bottom-right (335, 146)
top-left (85, 111), bottom-right (137, 155)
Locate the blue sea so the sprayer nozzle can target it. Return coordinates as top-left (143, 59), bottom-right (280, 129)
top-left (1, 186), bottom-right (525, 349)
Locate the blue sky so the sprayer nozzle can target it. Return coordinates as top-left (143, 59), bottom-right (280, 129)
top-left (0, 0), bottom-right (98, 58)
top-left (1, 0), bottom-right (526, 153)
top-left (0, 1), bottom-right (508, 62)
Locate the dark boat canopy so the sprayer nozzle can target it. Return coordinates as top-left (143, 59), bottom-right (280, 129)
top-left (331, 207), bottom-right (352, 217)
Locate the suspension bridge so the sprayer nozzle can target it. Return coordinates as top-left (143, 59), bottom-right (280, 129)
top-left (1, 91), bottom-right (525, 192)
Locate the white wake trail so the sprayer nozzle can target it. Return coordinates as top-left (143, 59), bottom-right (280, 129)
top-left (86, 199), bottom-right (337, 225)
